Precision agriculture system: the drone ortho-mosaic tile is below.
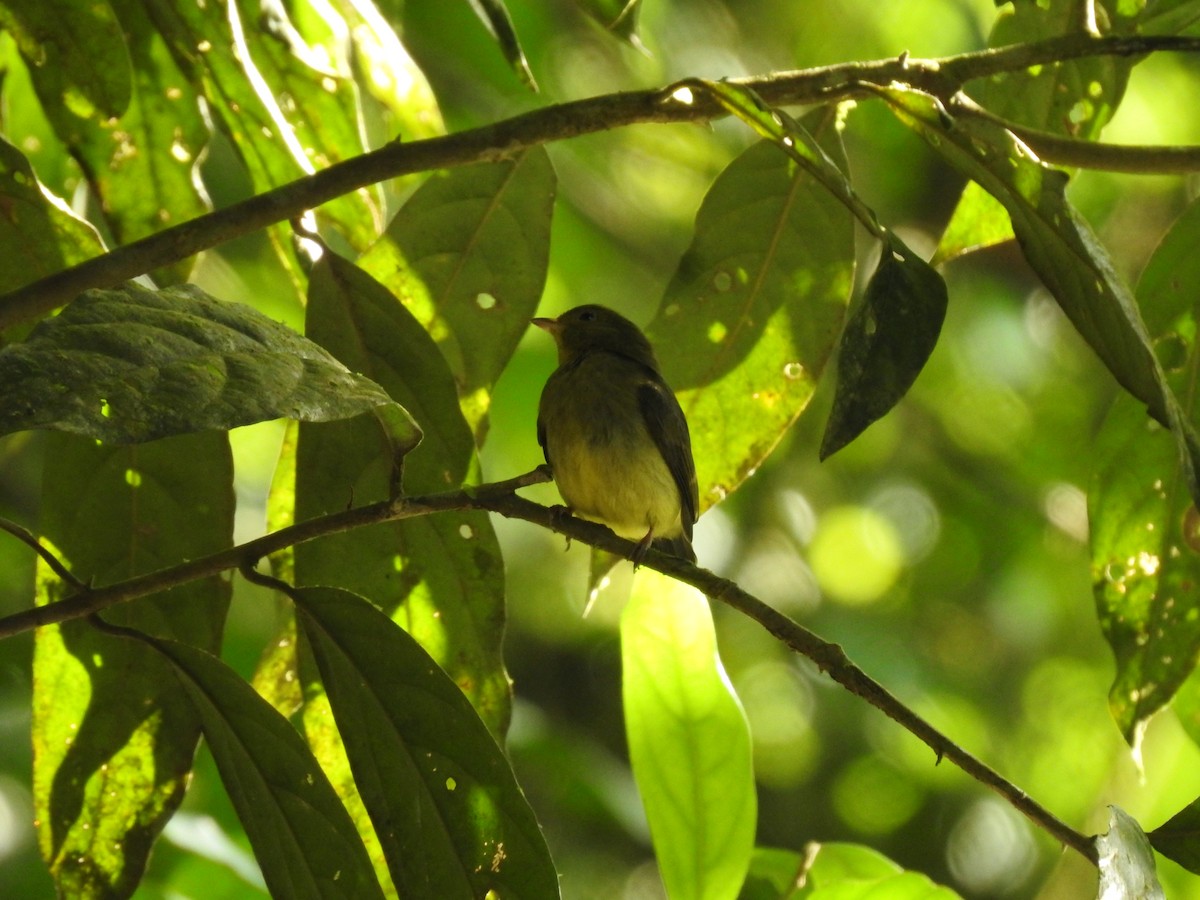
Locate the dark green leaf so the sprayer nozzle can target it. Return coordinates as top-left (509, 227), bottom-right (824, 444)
top-left (1150, 798), bottom-right (1200, 875)
top-left (299, 251), bottom-right (510, 731)
top-left (134, 631), bottom-right (386, 900)
top-left (33, 432), bottom-right (233, 898)
top-left (0, 0), bottom-right (132, 119)
top-left (647, 125), bottom-right (854, 507)
top-left (0, 282), bottom-right (420, 446)
top-left (464, 0), bottom-right (538, 90)
top-left (1090, 194), bottom-right (1200, 744)
top-left (622, 572), bottom-right (755, 900)
top-left (1098, 807), bottom-right (1165, 899)
top-left (0, 135), bottom-right (104, 295)
top-left (882, 84), bottom-right (1200, 506)
top-left (574, 0), bottom-right (644, 43)
top-left (820, 235), bottom-right (947, 459)
top-left (359, 147), bottom-right (556, 434)
top-left (295, 585), bottom-right (559, 899)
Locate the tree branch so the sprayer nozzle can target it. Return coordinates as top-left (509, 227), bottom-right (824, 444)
top-left (0, 470), bottom-right (1098, 866)
top-left (3, 33), bottom-right (1200, 331)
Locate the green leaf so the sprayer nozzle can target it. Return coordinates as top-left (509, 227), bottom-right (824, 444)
top-left (820, 234), bottom-right (948, 459)
top-left (465, 0), bottom-right (538, 90)
top-left (969, 0), bottom-right (1135, 142)
top-left (359, 147), bottom-right (556, 434)
top-left (1149, 797), bottom-right (1200, 875)
top-left (294, 585), bottom-right (560, 899)
top-left (1090, 193), bottom-right (1200, 745)
top-left (33, 432), bottom-right (233, 899)
top-left (881, 84), bottom-right (1200, 505)
top-left (133, 631), bottom-right (386, 900)
top-left (622, 571), bottom-right (755, 900)
top-left (1098, 807), bottom-right (1166, 900)
top-left (0, 0), bottom-right (132, 120)
top-left (299, 251), bottom-right (511, 731)
top-left (739, 844), bottom-right (962, 899)
top-left (933, 180), bottom-right (1014, 266)
top-left (574, 0), bottom-right (644, 43)
top-left (647, 125), bottom-right (854, 508)
top-left (0, 135), bottom-right (105, 295)
top-left (0, 282), bottom-right (420, 446)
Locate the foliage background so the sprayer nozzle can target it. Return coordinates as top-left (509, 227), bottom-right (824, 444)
top-left (1, 0), bottom-right (1199, 897)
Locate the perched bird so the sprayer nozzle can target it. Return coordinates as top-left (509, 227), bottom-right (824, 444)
top-left (533, 304), bottom-right (699, 564)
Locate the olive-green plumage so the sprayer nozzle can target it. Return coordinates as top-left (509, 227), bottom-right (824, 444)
top-left (534, 304), bottom-right (699, 563)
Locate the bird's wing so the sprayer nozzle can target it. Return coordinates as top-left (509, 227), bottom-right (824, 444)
top-left (638, 374), bottom-right (699, 538)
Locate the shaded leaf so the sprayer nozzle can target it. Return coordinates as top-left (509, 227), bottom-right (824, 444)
top-left (575, 0), bottom-right (644, 44)
top-left (0, 135), bottom-right (105, 295)
top-left (881, 84), bottom-right (1200, 506)
top-left (33, 432), bottom-right (233, 899)
top-left (299, 251), bottom-right (510, 730)
top-left (295, 585), bottom-right (559, 899)
top-left (1098, 807), bottom-right (1165, 900)
top-left (1149, 798), bottom-right (1200, 875)
top-left (359, 147), bottom-right (556, 433)
top-left (1090, 194), bottom-right (1200, 745)
top-left (820, 234), bottom-right (948, 459)
top-left (646, 127), bottom-right (854, 508)
top-left (0, 282), bottom-right (420, 446)
top-left (465, 0), bottom-right (538, 90)
top-left (0, 0), bottom-right (131, 120)
top-left (133, 631), bottom-right (386, 900)
top-left (622, 571), bottom-right (755, 900)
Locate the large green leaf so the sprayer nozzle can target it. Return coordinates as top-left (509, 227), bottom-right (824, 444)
top-left (133, 631), bottom-right (386, 900)
top-left (647, 123), bottom-right (854, 508)
top-left (359, 147), bottom-right (555, 433)
top-left (1150, 797), bottom-right (1200, 875)
top-left (1090, 195), bottom-right (1200, 745)
top-left (295, 585), bottom-right (559, 899)
top-left (882, 84), bottom-right (1200, 505)
top-left (464, 0), bottom-right (537, 90)
top-left (33, 432), bottom-right (233, 899)
top-left (0, 135), bottom-right (104, 295)
top-left (0, 282), bottom-right (419, 446)
top-left (622, 571), bottom-right (755, 900)
top-left (299, 251), bottom-right (510, 730)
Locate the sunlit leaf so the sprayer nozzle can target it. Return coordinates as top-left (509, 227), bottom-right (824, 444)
top-left (359, 147), bottom-right (556, 434)
top-left (0, 135), bottom-right (104, 295)
top-left (647, 123), bottom-right (854, 508)
top-left (464, 0), bottom-right (538, 90)
top-left (1097, 807), bottom-right (1165, 900)
top-left (739, 843), bottom-right (962, 899)
top-left (1149, 797), bottom-right (1200, 875)
top-left (820, 234), bottom-right (947, 460)
top-left (33, 432), bottom-right (233, 899)
top-left (0, 282), bottom-right (420, 446)
top-left (0, 0), bottom-right (131, 120)
top-left (1090, 193), bottom-right (1200, 745)
top-left (299, 251), bottom-right (510, 732)
top-left (295, 585), bottom-right (560, 898)
top-left (133, 631), bottom-right (386, 900)
top-left (622, 571), bottom-right (755, 900)
top-left (881, 84), bottom-right (1200, 506)
top-left (933, 180), bottom-right (1013, 266)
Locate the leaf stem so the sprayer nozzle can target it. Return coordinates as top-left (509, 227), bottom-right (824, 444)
top-left (0, 517), bottom-right (86, 589)
top-left (4, 34), bottom-right (1200, 330)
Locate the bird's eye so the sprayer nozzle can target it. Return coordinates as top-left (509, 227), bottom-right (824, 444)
top-left (579, 310), bottom-right (596, 321)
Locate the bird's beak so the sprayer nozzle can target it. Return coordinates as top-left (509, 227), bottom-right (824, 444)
top-left (531, 316), bottom-right (559, 335)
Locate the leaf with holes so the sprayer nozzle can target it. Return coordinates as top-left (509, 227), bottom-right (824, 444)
top-left (0, 282), bottom-right (420, 450)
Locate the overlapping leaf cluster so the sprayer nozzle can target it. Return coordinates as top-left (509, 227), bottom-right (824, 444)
top-left (0, 0), bottom-right (1199, 897)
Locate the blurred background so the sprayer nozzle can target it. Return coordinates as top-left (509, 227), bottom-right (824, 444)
top-left (2, 0), bottom-right (1200, 897)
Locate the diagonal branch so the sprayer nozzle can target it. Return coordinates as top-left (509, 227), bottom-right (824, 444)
top-left (0, 469), bottom-right (1098, 866)
top-left (3, 33), bottom-right (1200, 331)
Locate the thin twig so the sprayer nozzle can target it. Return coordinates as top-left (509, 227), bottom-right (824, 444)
top-left (0, 470), bottom-right (1098, 865)
top-left (3, 34), bottom-right (1200, 331)
top-left (0, 516), bottom-right (86, 589)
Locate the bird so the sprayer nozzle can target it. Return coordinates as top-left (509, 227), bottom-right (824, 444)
top-left (533, 304), bottom-right (699, 564)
